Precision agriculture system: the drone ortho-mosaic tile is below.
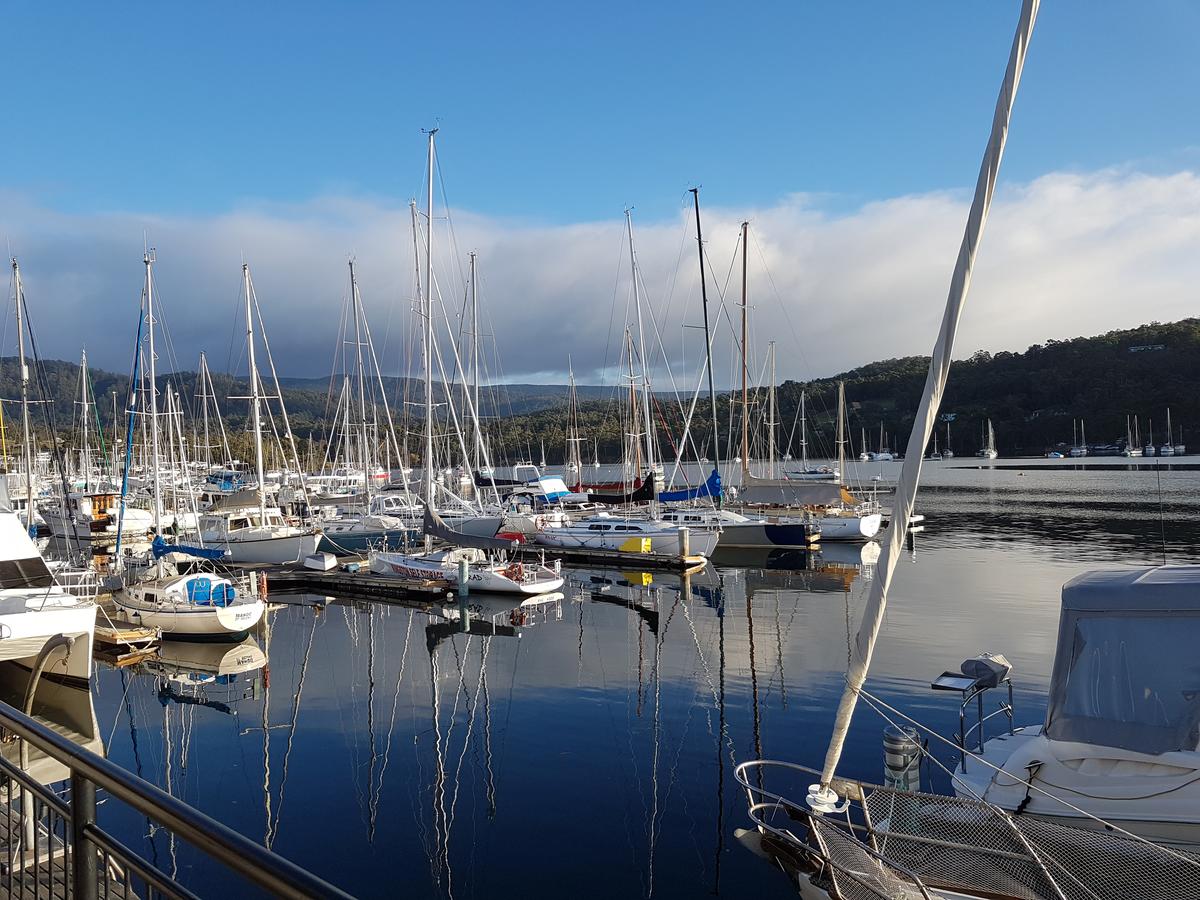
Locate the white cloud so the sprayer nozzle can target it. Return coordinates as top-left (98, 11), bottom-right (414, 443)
top-left (3, 166), bottom-right (1199, 387)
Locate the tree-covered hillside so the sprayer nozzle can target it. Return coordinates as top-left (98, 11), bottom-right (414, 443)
top-left (3, 318), bottom-right (1198, 464)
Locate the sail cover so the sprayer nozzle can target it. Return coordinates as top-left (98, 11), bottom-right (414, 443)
top-left (587, 472), bottom-right (656, 505)
top-left (738, 479), bottom-right (849, 507)
top-left (424, 505), bottom-right (518, 552)
top-left (151, 535), bottom-right (227, 561)
top-left (660, 469), bottom-right (721, 502)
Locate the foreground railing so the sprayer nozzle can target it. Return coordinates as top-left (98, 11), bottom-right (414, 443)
top-left (0, 699), bottom-right (351, 899)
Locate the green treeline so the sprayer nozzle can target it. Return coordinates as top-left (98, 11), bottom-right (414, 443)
top-left (4, 318), bottom-right (1198, 465)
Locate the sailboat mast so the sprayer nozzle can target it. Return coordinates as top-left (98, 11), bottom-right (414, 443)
top-left (12, 260), bottom-right (34, 529)
top-left (740, 221), bottom-right (750, 478)
top-left (244, 264), bottom-right (267, 523)
top-left (422, 129), bottom-right (438, 529)
top-left (470, 251), bottom-right (482, 473)
top-left (689, 188), bottom-right (722, 507)
top-left (813, 0), bottom-right (1038, 806)
top-left (349, 260), bottom-right (371, 504)
top-left (79, 350), bottom-right (90, 491)
top-left (836, 383), bottom-right (846, 480)
top-left (626, 210), bottom-right (656, 489)
top-left (767, 342), bottom-right (777, 479)
top-left (199, 353), bottom-right (211, 468)
top-left (145, 251), bottom-right (163, 533)
top-left (800, 391), bottom-right (808, 471)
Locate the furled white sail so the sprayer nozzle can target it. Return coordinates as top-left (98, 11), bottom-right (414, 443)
top-left (811, 0), bottom-right (1041, 809)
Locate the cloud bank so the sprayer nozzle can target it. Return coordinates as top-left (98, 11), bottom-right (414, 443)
top-left (3, 166), bottom-right (1200, 389)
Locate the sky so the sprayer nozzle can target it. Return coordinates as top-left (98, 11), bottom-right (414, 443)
top-left (2, 1), bottom-right (1200, 386)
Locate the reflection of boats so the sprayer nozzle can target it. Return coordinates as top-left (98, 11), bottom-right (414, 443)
top-left (148, 636), bottom-right (267, 683)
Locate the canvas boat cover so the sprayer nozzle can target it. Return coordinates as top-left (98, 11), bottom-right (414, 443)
top-left (737, 479), bottom-right (854, 508)
top-left (424, 505), bottom-right (517, 552)
top-left (1046, 565), bottom-right (1200, 755)
top-left (587, 472), bottom-right (656, 506)
top-left (660, 468), bottom-right (721, 502)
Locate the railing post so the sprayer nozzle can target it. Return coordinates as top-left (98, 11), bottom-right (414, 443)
top-left (71, 772), bottom-right (98, 900)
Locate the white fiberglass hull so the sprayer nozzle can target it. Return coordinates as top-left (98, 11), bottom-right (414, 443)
top-left (0, 597), bottom-right (96, 683)
top-left (369, 551), bottom-right (564, 595)
top-left (202, 531), bottom-right (321, 564)
top-left (818, 512), bottom-right (882, 541)
top-left (113, 593), bottom-right (265, 636)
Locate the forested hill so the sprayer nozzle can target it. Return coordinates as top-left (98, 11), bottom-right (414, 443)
top-left (2, 318), bottom-right (1199, 460)
top-left (773, 318), bottom-right (1200, 457)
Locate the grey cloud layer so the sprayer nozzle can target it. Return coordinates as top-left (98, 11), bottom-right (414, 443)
top-left (3, 167), bottom-right (1199, 385)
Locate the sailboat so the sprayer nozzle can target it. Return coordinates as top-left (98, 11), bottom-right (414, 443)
top-left (196, 263), bottom-right (321, 564)
top-left (1160, 408), bottom-right (1176, 456)
top-left (857, 427), bottom-right (870, 463)
top-left (1122, 414), bottom-right (1143, 457)
top-left (1069, 417), bottom-right (1089, 457)
top-left (734, 7), bottom-right (1200, 896)
top-left (312, 260), bottom-right (420, 554)
top-left (941, 419), bottom-right (954, 459)
top-left (975, 418), bottom-right (998, 459)
top-left (112, 252), bottom-right (266, 638)
top-left (784, 392), bottom-right (839, 481)
top-left (927, 429), bottom-right (942, 461)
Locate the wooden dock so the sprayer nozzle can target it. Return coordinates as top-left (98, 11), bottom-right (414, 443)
top-left (264, 566), bottom-right (450, 603)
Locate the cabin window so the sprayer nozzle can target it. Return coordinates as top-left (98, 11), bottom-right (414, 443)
top-left (231, 518), bottom-right (250, 530)
top-left (1046, 612), bottom-right (1200, 755)
top-left (0, 556), bottom-right (54, 590)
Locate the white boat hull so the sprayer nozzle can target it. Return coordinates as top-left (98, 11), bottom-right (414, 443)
top-left (0, 600), bottom-right (96, 683)
top-left (818, 512), bottom-right (882, 541)
top-left (203, 531), bottom-right (321, 564)
top-left (114, 595), bottom-right (266, 636)
top-left (369, 551), bottom-right (564, 595)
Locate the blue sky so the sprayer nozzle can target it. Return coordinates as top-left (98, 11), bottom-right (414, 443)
top-left (5, 2), bottom-right (1199, 222)
top-left (3, 2), bottom-right (1200, 383)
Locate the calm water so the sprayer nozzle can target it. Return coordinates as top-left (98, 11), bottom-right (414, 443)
top-left (78, 460), bottom-right (1200, 897)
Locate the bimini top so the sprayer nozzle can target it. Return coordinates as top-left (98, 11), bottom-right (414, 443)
top-left (1061, 566), bottom-right (1200, 612)
top-left (1047, 565), bottom-right (1200, 755)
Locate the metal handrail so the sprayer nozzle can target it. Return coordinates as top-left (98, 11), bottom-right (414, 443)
top-left (0, 699), bottom-right (353, 899)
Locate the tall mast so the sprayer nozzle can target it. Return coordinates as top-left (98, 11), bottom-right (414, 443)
top-left (349, 259), bottom-right (371, 504)
top-left (800, 391), bottom-right (808, 472)
top-left (79, 350), bottom-right (90, 491)
top-left (626, 210), bottom-right (656, 497)
top-left (145, 251), bottom-right (163, 534)
top-left (199, 352), bottom-right (211, 468)
top-left (814, 0), bottom-right (1038, 805)
top-left (689, 188), bottom-right (722, 507)
top-left (244, 264), bottom-right (267, 523)
top-left (836, 383), bottom-right (846, 481)
top-left (767, 342), bottom-right (777, 479)
top-left (469, 251), bottom-right (482, 473)
top-left (422, 129), bottom-right (438, 543)
top-left (12, 259), bottom-right (34, 530)
top-left (740, 221), bottom-right (750, 479)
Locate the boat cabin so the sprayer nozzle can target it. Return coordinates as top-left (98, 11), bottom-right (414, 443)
top-left (1045, 566), bottom-right (1200, 756)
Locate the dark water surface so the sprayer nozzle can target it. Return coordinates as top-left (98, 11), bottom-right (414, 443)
top-left (84, 461), bottom-right (1200, 898)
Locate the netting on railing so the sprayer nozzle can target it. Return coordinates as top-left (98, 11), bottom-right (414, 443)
top-left (739, 761), bottom-right (1200, 900)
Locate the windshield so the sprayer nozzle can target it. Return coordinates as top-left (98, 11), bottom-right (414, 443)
top-left (1046, 612), bottom-right (1200, 755)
